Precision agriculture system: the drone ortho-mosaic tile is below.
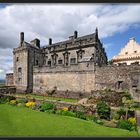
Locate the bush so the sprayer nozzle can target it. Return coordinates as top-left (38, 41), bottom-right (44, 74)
top-left (123, 91), bottom-right (132, 100)
top-left (75, 111), bottom-right (87, 120)
top-left (117, 107), bottom-right (126, 119)
top-left (17, 98), bottom-right (28, 104)
top-left (96, 119), bottom-right (104, 125)
top-left (56, 109), bottom-right (76, 117)
top-left (10, 100), bottom-right (17, 105)
top-left (40, 102), bottom-right (55, 112)
top-left (128, 117), bottom-right (136, 126)
top-left (117, 119), bottom-right (136, 131)
top-left (96, 101), bottom-right (111, 120)
top-left (0, 95), bottom-right (16, 104)
top-left (112, 112), bottom-right (120, 120)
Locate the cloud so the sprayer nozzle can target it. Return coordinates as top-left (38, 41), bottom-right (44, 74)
top-left (1, 4), bottom-right (140, 79)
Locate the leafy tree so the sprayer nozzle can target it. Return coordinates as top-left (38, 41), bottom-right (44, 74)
top-left (122, 97), bottom-right (134, 120)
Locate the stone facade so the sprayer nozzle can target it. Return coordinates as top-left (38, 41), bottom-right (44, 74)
top-left (112, 38), bottom-right (140, 65)
top-left (5, 73), bottom-right (14, 86)
top-left (13, 28), bottom-right (107, 95)
top-left (10, 28), bottom-right (140, 100)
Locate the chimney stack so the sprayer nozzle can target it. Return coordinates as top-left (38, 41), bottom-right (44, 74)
top-left (20, 32), bottom-right (24, 46)
top-left (49, 38), bottom-right (52, 45)
top-left (74, 31), bottom-right (78, 39)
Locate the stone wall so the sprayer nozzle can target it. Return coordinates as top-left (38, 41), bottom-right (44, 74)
top-left (5, 73), bottom-right (14, 86)
top-left (33, 70), bottom-right (95, 98)
top-left (95, 64), bottom-right (140, 99)
top-left (0, 86), bottom-right (16, 94)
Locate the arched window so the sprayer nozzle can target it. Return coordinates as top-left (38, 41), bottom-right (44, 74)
top-left (18, 67), bottom-right (22, 73)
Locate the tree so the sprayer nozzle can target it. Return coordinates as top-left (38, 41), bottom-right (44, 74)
top-left (122, 97), bottom-right (134, 120)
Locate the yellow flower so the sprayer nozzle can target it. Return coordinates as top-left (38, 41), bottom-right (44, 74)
top-left (63, 107), bottom-right (68, 111)
top-left (25, 101), bottom-right (36, 108)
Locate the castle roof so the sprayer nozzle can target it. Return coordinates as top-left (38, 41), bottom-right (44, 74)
top-left (112, 37), bottom-right (140, 62)
top-left (42, 32), bottom-right (96, 48)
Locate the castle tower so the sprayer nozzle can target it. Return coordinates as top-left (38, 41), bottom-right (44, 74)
top-left (13, 32), bottom-right (43, 93)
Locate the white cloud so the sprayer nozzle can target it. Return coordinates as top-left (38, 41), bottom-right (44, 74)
top-left (1, 4), bottom-right (140, 79)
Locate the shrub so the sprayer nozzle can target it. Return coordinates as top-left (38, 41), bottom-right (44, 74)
top-left (117, 119), bottom-right (136, 131)
top-left (75, 111), bottom-right (87, 120)
top-left (117, 107), bottom-right (126, 119)
top-left (93, 115), bottom-right (98, 122)
top-left (128, 117), bottom-right (136, 126)
top-left (17, 98), bottom-right (28, 104)
top-left (131, 102), bottom-right (139, 108)
top-left (123, 91), bottom-right (132, 100)
top-left (0, 95), bottom-right (16, 104)
top-left (96, 119), bottom-right (104, 125)
top-left (25, 101), bottom-right (36, 108)
top-left (10, 100), bottom-right (17, 105)
top-left (112, 112), bottom-right (120, 120)
top-left (56, 109), bottom-right (76, 117)
top-left (40, 102), bottom-right (55, 112)
top-left (96, 101), bottom-right (111, 120)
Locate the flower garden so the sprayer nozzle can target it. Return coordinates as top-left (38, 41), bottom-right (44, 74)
top-left (0, 91), bottom-right (139, 136)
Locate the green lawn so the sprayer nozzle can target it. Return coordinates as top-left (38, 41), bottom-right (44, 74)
top-left (10, 93), bottom-right (78, 103)
top-left (0, 104), bottom-right (138, 136)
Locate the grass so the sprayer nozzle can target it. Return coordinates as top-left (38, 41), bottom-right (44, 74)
top-left (0, 104), bottom-right (138, 136)
top-left (10, 93), bottom-right (78, 103)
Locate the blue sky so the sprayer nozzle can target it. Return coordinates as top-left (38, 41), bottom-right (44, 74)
top-left (102, 26), bottom-right (140, 60)
top-left (0, 4), bottom-right (140, 79)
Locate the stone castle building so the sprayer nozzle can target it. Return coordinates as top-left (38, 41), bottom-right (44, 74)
top-left (5, 28), bottom-right (140, 99)
top-left (112, 37), bottom-right (140, 65)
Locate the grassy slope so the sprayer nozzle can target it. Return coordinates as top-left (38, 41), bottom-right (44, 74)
top-left (0, 104), bottom-right (138, 137)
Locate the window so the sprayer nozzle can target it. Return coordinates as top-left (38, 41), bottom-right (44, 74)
top-left (18, 67), bottom-right (22, 73)
top-left (117, 81), bottom-right (123, 90)
top-left (125, 52), bottom-right (128, 55)
top-left (48, 60), bottom-right (51, 66)
top-left (58, 59), bottom-right (63, 64)
top-left (36, 60), bottom-right (38, 65)
top-left (16, 57), bottom-right (19, 61)
top-left (134, 51), bottom-right (137, 53)
top-left (18, 78), bottom-right (21, 81)
top-left (70, 58), bottom-right (76, 64)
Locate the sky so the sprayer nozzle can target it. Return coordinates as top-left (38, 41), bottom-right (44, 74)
top-left (0, 3), bottom-right (140, 79)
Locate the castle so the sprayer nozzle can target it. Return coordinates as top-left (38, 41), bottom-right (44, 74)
top-left (5, 28), bottom-right (140, 100)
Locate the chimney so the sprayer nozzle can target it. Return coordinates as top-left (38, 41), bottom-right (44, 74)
top-left (95, 27), bottom-right (98, 42)
top-left (49, 38), bottom-right (52, 45)
top-left (35, 39), bottom-right (40, 48)
top-left (74, 31), bottom-right (78, 39)
top-left (20, 32), bottom-right (24, 46)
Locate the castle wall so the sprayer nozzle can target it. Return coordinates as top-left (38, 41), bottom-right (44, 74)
top-left (33, 65), bottom-right (95, 98)
top-left (95, 64), bottom-right (140, 100)
top-left (5, 73), bottom-right (14, 86)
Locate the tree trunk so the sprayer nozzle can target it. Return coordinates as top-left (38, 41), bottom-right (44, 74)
top-left (125, 108), bottom-right (128, 120)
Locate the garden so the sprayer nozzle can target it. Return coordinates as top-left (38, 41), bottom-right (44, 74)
top-left (0, 91), bottom-right (139, 136)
